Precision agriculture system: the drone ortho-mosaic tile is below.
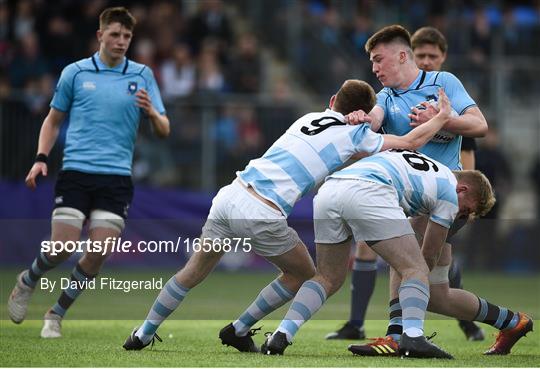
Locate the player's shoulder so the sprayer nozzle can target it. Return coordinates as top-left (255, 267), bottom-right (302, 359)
top-left (427, 70), bottom-right (462, 86)
top-left (126, 59), bottom-right (154, 77)
top-left (61, 57), bottom-right (94, 76)
top-left (376, 87), bottom-right (393, 98)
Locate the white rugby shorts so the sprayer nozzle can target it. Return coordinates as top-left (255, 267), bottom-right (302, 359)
top-left (314, 178), bottom-right (414, 244)
top-left (201, 179), bottom-right (300, 256)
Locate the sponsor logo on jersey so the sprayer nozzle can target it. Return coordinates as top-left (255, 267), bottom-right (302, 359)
top-left (83, 81), bottom-right (96, 90)
top-left (390, 104), bottom-right (401, 113)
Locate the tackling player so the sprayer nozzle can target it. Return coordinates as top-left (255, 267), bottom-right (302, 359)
top-left (122, 80), bottom-right (452, 351)
top-left (262, 149), bottom-right (490, 359)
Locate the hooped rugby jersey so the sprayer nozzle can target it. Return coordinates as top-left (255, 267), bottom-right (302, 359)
top-left (237, 109), bottom-right (384, 216)
top-left (329, 150), bottom-right (459, 228)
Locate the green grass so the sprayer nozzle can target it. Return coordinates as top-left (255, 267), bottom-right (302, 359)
top-left (0, 269), bottom-right (539, 367)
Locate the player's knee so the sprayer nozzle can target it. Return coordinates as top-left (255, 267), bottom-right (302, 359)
top-left (52, 207), bottom-right (86, 230)
top-left (296, 263), bottom-right (316, 281)
top-left (400, 262), bottom-right (429, 281)
top-left (357, 242), bottom-right (377, 260)
top-left (89, 210), bottom-right (125, 233)
top-left (79, 251), bottom-right (108, 271)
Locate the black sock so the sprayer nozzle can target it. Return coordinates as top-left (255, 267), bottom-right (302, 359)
top-left (349, 258), bottom-right (377, 328)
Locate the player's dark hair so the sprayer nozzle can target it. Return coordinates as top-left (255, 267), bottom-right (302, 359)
top-left (99, 7), bottom-right (136, 31)
top-left (365, 24), bottom-right (412, 54)
top-left (411, 26), bottom-right (448, 54)
top-left (333, 80), bottom-right (376, 115)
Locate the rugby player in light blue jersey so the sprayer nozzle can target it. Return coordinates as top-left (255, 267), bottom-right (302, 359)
top-left (122, 81), bottom-right (452, 351)
top-left (329, 25), bottom-right (486, 343)
top-left (262, 150), bottom-right (495, 358)
top-left (331, 25), bottom-right (532, 357)
top-left (8, 7), bottom-right (169, 338)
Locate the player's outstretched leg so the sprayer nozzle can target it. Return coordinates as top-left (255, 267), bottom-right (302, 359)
top-left (263, 240), bottom-right (349, 355)
top-left (223, 240), bottom-right (315, 354)
top-left (220, 279), bottom-right (295, 353)
top-left (124, 246), bottom-right (223, 350)
top-left (41, 262), bottom-right (97, 338)
top-left (449, 258), bottom-right (485, 341)
top-left (261, 280), bottom-right (327, 355)
top-left (428, 283), bottom-right (533, 355)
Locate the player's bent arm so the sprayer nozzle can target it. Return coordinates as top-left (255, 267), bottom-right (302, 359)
top-left (37, 108), bottom-right (66, 155)
top-left (379, 111), bottom-right (449, 151)
top-left (148, 111), bottom-right (170, 138)
top-left (421, 220), bottom-right (449, 271)
top-left (443, 107), bottom-right (487, 138)
top-left (380, 89), bottom-right (450, 151)
top-left (367, 105), bottom-right (385, 132)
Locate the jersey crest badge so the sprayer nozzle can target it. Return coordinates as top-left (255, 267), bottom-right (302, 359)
top-left (127, 81), bottom-right (138, 95)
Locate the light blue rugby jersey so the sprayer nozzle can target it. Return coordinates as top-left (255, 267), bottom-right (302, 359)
top-left (237, 109), bottom-right (384, 217)
top-left (50, 52), bottom-right (166, 176)
top-left (329, 150), bottom-right (459, 228)
top-left (377, 70), bottom-right (476, 170)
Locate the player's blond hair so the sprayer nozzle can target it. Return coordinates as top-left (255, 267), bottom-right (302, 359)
top-left (453, 170), bottom-right (496, 218)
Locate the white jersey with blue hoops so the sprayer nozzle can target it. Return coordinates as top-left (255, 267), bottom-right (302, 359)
top-left (329, 150), bottom-right (459, 228)
top-left (237, 109), bottom-right (384, 216)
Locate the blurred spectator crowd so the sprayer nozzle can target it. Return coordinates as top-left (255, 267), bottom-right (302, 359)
top-left (0, 0), bottom-right (267, 103)
top-left (0, 0), bottom-right (292, 188)
top-left (1, 0), bottom-right (539, 186)
top-left (248, 0), bottom-right (540, 99)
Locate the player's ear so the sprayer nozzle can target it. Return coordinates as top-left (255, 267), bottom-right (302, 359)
top-left (456, 183), bottom-right (468, 194)
top-left (96, 29), bottom-right (103, 43)
top-left (329, 95), bottom-right (336, 109)
top-left (399, 50), bottom-right (407, 64)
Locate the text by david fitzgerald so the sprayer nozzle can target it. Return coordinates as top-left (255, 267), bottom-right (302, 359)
top-left (40, 277), bottom-right (163, 293)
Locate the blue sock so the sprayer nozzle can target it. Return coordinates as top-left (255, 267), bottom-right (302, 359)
top-left (136, 276), bottom-right (190, 344)
top-left (399, 279), bottom-right (429, 338)
top-left (233, 279), bottom-right (294, 336)
top-left (23, 252), bottom-right (60, 288)
top-left (276, 280), bottom-right (327, 342)
top-left (51, 263), bottom-right (95, 317)
top-left (474, 297), bottom-right (519, 330)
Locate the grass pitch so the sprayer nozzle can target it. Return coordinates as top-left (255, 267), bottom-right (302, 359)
top-left (1, 269), bottom-right (539, 367)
